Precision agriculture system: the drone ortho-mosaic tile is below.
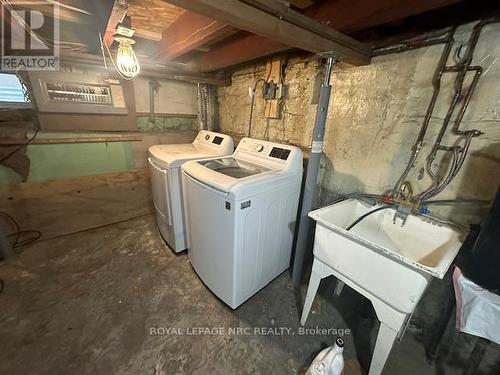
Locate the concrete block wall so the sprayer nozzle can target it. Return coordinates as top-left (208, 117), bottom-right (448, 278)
top-left (218, 22), bottom-right (500, 225)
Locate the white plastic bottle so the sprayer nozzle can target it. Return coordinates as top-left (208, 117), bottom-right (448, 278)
top-left (305, 338), bottom-right (345, 375)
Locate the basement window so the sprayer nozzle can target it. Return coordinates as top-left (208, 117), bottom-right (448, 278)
top-left (0, 72), bottom-right (31, 108)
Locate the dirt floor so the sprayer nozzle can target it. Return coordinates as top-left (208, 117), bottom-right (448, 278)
top-left (0, 215), bottom-right (498, 374)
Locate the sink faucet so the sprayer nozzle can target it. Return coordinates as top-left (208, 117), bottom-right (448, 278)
top-left (399, 181), bottom-right (413, 201)
top-left (393, 181), bottom-right (415, 226)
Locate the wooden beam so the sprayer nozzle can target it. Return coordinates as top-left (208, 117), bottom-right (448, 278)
top-left (193, 34), bottom-right (289, 73)
top-left (60, 53), bottom-right (231, 86)
top-left (288, 0), bottom-right (314, 9)
top-left (163, 0), bottom-right (371, 66)
top-left (156, 12), bottom-right (237, 61)
top-left (134, 29), bottom-right (163, 41)
top-left (103, 0), bottom-right (128, 47)
top-left (242, 0), bottom-right (372, 56)
top-left (0, 131), bottom-right (143, 145)
top-left (264, 57), bottom-right (282, 119)
top-left (304, 0), bottom-right (463, 33)
top-left (193, 0), bottom-right (463, 71)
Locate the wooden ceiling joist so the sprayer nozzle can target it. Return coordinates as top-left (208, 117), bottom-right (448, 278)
top-left (103, 0), bottom-right (128, 47)
top-left (194, 34), bottom-right (289, 73)
top-left (189, 0), bottom-right (464, 72)
top-left (127, 0), bottom-right (185, 41)
top-left (156, 12), bottom-right (237, 61)
top-left (163, 0), bottom-right (372, 66)
top-left (60, 53), bottom-right (230, 86)
top-left (305, 0), bottom-right (463, 33)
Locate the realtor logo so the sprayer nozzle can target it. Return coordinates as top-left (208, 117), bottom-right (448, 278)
top-left (1, 0), bottom-right (60, 70)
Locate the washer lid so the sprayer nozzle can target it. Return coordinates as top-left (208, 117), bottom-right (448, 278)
top-left (149, 143), bottom-right (225, 168)
top-left (197, 157), bottom-right (270, 179)
top-left (182, 156), bottom-right (290, 196)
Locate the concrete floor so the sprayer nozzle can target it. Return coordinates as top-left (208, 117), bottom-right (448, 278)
top-left (0, 215), bottom-right (497, 374)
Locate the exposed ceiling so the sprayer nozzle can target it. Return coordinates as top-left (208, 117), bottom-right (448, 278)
top-left (2, 0), bottom-right (114, 55)
top-left (3, 0), bottom-right (500, 83)
top-left (127, 0), bottom-right (184, 40)
top-left (111, 0), bottom-right (479, 73)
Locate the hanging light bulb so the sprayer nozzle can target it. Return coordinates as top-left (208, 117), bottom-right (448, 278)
top-left (114, 35), bottom-right (140, 79)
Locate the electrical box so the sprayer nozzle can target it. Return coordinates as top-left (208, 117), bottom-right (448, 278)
top-left (263, 82), bottom-right (286, 101)
top-left (264, 58), bottom-right (284, 119)
top-left (263, 82), bottom-right (277, 100)
top-left (27, 71), bottom-right (128, 114)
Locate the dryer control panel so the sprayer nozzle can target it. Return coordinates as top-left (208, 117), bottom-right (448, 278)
top-left (193, 130), bottom-right (234, 152)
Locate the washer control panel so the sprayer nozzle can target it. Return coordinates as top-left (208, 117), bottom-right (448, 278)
top-left (235, 138), bottom-right (302, 173)
top-left (269, 147), bottom-right (291, 160)
top-left (236, 138), bottom-right (299, 162)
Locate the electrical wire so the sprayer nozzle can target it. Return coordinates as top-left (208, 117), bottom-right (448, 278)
top-left (1, 0), bottom-right (52, 47)
top-left (0, 211), bottom-right (20, 245)
top-left (263, 118), bottom-right (271, 141)
top-left (248, 65), bottom-right (274, 138)
top-left (0, 211), bottom-right (41, 296)
top-left (45, 0), bottom-right (93, 15)
top-left (99, 32), bottom-right (109, 72)
top-left (163, 21), bottom-right (217, 50)
top-left (12, 230), bottom-right (42, 250)
top-left (0, 127), bottom-right (39, 164)
top-left (0, 211), bottom-right (41, 251)
top-left (0, 0), bottom-right (85, 52)
top-left (247, 78), bottom-right (265, 138)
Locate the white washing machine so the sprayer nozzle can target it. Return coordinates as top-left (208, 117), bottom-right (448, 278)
top-left (148, 131), bottom-right (234, 252)
top-left (181, 138), bottom-right (303, 308)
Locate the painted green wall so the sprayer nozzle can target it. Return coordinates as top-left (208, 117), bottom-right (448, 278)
top-left (29, 142), bottom-right (134, 181)
top-left (0, 115), bottom-right (197, 185)
top-left (0, 141), bottom-right (134, 184)
top-left (0, 166), bottom-right (21, 184)
top-left (136, 116), bottom-right (197, 132)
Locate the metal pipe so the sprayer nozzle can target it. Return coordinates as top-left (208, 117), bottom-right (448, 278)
top-left (148, 79), bottom-right (159, 122)
top-left (452, 67), bottom-right (483, 136)
top-left (423, 198), bottom-right (491, 205)
top-left (416, 19), bottom-right (500, 200)
top-left (205, 85), bottom-right (215, 131)
top-left (291, 56), bottom-right (336, 287)
top-left (196, 83), bottom-right (211, 130)
top-left (393, 28), bottom-right (456, 192)
top-left (373, 31), bottom-right (453, 56)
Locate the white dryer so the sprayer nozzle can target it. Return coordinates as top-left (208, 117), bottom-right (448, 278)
top-left (148, 131), bottom-right (234, 252)
top-left (181, 138), bottom-right (303, 308)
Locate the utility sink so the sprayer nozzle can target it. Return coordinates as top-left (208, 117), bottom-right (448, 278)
top-left (300, 199), bottom-right (465, 375)
top-left (311, 198), bottom-right (464, 312)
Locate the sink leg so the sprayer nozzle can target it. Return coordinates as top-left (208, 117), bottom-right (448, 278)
top-left (334, 280), bottom-right (345, 297)
top-left (300, 264), bottom-right (322, 326)
top-left (368, 322), bottom-right (399, 375)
